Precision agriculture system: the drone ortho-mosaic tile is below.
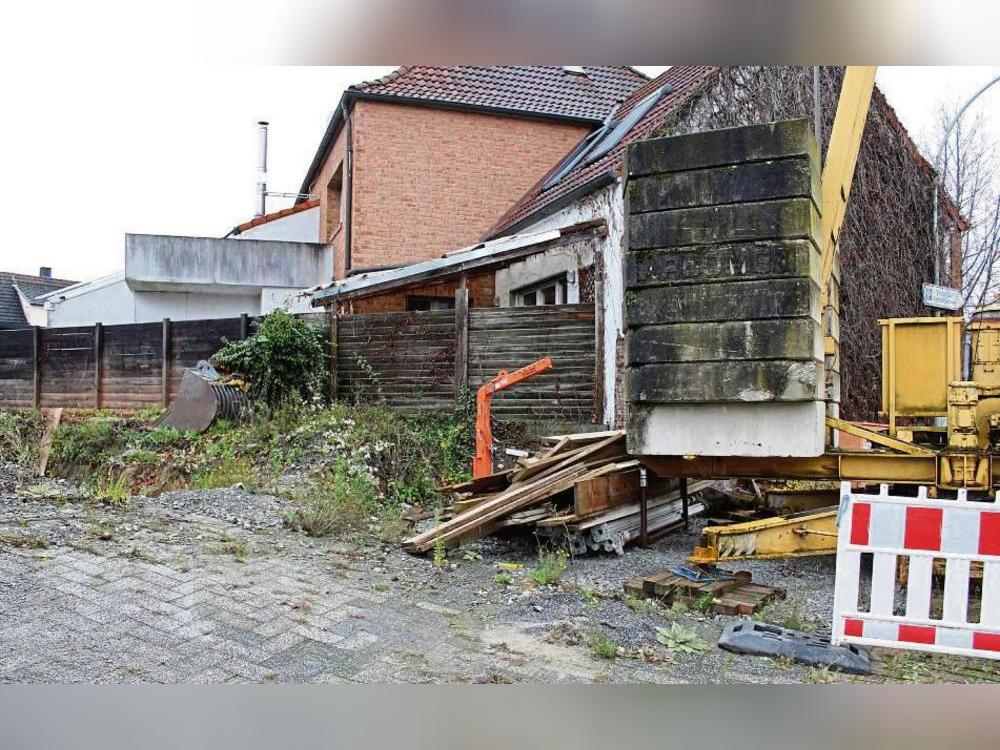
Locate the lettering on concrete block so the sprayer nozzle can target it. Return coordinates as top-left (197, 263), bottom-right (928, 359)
top-left (627, 318), bottom-right (821, 365)
top-left (626, 278), bottom-right (820, 327)
top-left (628, 118), bottom-right (818, 178)
top-left (628, 198), bottom-right (820, 250)
top-left (627, 360), bottom-right (824, 403)
top-left (625, 240), bottom-right (819, 288)
top-left (628, 157), bottom-right (820, 215)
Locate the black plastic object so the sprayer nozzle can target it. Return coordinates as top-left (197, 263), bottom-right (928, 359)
top-left (719, 620), bottom-right (871, 675)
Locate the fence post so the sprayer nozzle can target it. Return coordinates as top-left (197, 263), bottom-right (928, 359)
top-left (454, 277), bottom-right (469, 404)
top-left (93, 322), bottom-right (103, 409)
top-left (32, 326), bottom-right (41, 409)
top-left (593, 254), bottom-right (605, 426)
top-left (161, 318), bottom-right (171, 407)
top-left (328, 311), bottom-right (339, 402)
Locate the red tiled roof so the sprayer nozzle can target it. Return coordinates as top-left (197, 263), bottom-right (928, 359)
top-left (487, 66), bottom-right (966, 238)
top-left (299, 66), bottom-right (649, 204)
top-left (350, 66), bottom-right (649, 123)
top-left (231, 199), bottom-right (320, 236)
top-left (486, 66), bottom-right (720, 237)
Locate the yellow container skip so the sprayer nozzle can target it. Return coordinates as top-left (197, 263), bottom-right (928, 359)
top-left (879, 317), bottom-right (963, 434)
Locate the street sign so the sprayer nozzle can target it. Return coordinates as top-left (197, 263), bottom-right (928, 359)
top-left (922, 283), bottom-right (963, 311)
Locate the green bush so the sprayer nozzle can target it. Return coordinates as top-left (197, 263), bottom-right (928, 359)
top-left (284, 459), bottom-right (379, 537)
top-left (0, 410), bottom-right (45, 466)
top-left (212, 309), bottom-right (328, 406)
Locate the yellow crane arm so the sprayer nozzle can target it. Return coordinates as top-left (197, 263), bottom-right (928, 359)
top-left (819, 66), bottom-right (877, 310)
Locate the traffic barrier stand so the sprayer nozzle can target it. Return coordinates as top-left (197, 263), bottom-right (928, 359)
top-left (832, 481), bottom-right (1000, 660)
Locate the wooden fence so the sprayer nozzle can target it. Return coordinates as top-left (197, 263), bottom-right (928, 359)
top-left (0, 305), bottom-right (597, 423)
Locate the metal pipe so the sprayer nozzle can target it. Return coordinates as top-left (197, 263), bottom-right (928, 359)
top-left (256, 121), bottom-right (269, 217)
top-left (341, 101), bottom-right (354, 274)
top-left (639, 467), bottom-right (648, 546)
top-left (813, 66), bottom-right (822, 148)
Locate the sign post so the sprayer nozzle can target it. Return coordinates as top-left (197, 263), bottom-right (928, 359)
top-left (922, 283), bottom-right (963, 311)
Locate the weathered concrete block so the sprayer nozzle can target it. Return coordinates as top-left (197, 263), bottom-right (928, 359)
top-left (627, 360), bottom-right (824, 403)
top-left (628, 198), bottom-right (820, 250)
top-left (625, 239), bottom-right (820, 288)
top-left (626, 277), bottom-right (820, 327)
top-left (627, 401), bottom-right (826, 457)
top-left (628, 118), bottom-right (818, 178)
top-left (628, 157), bottom-right (820, 215)
top-left (627, 319), bottom-right (822, 365)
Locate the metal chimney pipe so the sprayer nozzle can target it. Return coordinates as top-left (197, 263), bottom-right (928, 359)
top-left (256, 121), bottom-right (269, 216)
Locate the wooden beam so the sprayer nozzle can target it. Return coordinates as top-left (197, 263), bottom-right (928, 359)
top-left (454, 276), bottom-right (469, 402)
top-left (32, 326), bottom-right (40, 409)
top-left (93, 322), bottom-right (103, 409)
top-left (328, 312), bottom-right (339, 402)
top-left (593, 248), bottom-right (605, 425)
top-left (161, 318), bottom-right (171, 407)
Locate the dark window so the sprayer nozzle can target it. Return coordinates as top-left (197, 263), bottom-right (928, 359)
top-left (513, 275), bottom-right (568, 307)
top-left (406, 295), bottom-right (455, 312)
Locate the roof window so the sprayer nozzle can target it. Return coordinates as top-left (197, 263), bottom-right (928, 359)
top-left (541, 84), bottom-right (672, 190)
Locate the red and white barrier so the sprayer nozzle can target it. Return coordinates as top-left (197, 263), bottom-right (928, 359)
top-left (832, 481), bottom-right (1000, 659)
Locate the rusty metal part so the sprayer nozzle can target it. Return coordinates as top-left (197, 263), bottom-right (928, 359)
top-left (156, 369), bottom-right (249, 433)
top-left (690, 507), bottom-right (839, 564)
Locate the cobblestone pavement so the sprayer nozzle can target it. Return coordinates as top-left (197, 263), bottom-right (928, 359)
top-left (3, 485), bottom-right (999, 684)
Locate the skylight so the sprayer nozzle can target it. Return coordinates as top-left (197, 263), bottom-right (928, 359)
top-left (541, 84), bottom-right (673, 191)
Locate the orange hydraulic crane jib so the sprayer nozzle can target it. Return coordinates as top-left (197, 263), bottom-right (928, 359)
top-left (473, 357), bottom-right (553, 478)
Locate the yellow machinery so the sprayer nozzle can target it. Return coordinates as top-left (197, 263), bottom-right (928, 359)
top-left (635, 66), bottom-right (1000, 563)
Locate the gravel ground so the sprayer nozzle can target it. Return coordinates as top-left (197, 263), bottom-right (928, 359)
top-left (2, 463), bottom-right (998, 684)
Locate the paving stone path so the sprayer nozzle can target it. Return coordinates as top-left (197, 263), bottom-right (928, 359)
top-left (4, 485), bottom-right (997, 684)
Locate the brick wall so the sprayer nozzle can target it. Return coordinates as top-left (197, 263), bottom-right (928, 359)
top-left (311, 100), bottom-right (590, 280)
top-left (347, 271), bottom-right (497, 314)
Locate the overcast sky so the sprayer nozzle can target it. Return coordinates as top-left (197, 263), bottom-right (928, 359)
top-left (1, 65), bottom-right (997, 282)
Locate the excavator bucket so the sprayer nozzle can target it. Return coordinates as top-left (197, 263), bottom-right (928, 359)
top-left (156, 365), bottom-right (249, 433)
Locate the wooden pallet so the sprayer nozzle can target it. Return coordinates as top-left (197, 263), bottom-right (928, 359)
top-left (623, 569), bottom-right (784, 616)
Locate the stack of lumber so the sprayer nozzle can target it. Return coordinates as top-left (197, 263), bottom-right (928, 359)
top-left (623, 568), bottom-right (785, 615)
top-left (402, 430), bottom-right (707, 555)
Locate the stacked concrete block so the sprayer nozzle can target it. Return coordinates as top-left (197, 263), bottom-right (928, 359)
top-left (624, 119), bottom-right (825, 457)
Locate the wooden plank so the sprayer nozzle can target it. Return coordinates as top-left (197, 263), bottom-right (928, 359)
top-left (93, 322), bottom-right (102, 409)
top-left (32, 326), bottom-right (41, 408)
top-left (329, 313), bottom-right (338, 402)
top-left (512, 434), bottom-right (624, 484)
top-left (404, 464), bottom-right (588, 552)
top-left (35, 408), bottom-right (63, 476)
top-left (574, 468), bottom-right (641, 516)
top-left (593, 253), bottom-right (605, 424)
top-left (540, 430), bottom-right (624, 444)
top-left (161, 318), bottom-right (170, 407)
top-left (454, 279), bottom-right (469, 401)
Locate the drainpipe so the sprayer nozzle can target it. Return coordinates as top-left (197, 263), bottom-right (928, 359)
top-left (341, 99), bottom-right (354, 274)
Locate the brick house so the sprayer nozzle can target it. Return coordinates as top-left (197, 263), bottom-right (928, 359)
top-left (296, 66), bottom-right (648, 280)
